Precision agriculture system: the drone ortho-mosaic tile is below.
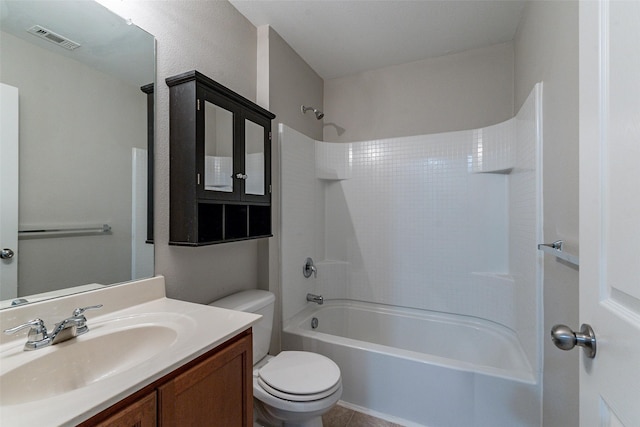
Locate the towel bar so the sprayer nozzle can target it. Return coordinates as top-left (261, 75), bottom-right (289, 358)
top-left (538, 240), bottom-right (579, 267)
top-left (18, 224), bottom-right (112, 239)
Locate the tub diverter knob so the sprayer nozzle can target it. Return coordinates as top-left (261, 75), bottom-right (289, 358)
top-left (551, 323), bottom-right (597, 359)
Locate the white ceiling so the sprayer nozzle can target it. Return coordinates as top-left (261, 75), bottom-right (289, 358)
top-left (229, 0), bottom-right (527, 80)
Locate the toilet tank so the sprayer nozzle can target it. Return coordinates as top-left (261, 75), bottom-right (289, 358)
top-left (209, 290), bottom-right (275, 365)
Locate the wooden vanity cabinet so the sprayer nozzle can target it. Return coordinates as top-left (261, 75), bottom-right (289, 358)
top-left (93, 393), bottom-right (156, 427)
top-left (158, 329), bottom-right (253, 426)
top-left (78, 329), bottom-right (253, 427)
top-left (166, 70), bottom-right (276, 246)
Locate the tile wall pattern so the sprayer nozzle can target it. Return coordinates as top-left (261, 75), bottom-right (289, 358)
top-left (280, 83), bottom-right (542, 373)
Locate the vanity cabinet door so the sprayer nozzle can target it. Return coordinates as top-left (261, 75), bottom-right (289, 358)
top-left (93, 392), bottom-right (156, 427)
top-left (157, 333), bottom-right (253, 426)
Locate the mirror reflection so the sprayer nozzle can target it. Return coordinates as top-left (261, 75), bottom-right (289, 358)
top-left (245, 120), bottom-right (265, 196)
top-left (204, 101), bottom-right (234, 192)
top-left (0, 0), bottom-right (155, 308)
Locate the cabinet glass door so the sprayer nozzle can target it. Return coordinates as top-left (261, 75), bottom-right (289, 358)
top-left (204, 101), bottom-right (234, 193)
top-left (244, 119), bottom-right (265, 196)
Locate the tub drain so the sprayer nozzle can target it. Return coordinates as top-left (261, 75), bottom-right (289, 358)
top-left (311, 317), bottom-right (319, 329)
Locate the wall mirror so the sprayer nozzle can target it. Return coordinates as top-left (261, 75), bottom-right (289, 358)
top-left (0, 0), bottom-right (155, 309)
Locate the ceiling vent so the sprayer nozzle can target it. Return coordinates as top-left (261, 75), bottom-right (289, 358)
top-left (26, 25), bottom-right (81, 50)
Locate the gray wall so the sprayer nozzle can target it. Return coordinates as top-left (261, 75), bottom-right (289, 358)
top-left (259, 26), bottom-right (324, 141)
top-left (256, 25), bottom-right (324, 353)
top-left (321, 8), bottom-right (580, 423)
top-left (323, 42), bottom-right (514, 142)
top-left (104, 3), bottom-right (324, 322)
top-left (514, 1), bottom-right (579, 426)
top-left (104, 0), bottom-right (261, 303)
top-left (102, 6), bottom-right (580, 425)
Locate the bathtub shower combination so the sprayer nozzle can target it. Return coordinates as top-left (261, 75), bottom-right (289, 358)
top-left (280, 84), bottom-right (543, 427)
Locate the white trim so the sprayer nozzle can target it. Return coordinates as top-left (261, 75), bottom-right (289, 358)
top-left (0, 83), bottom-right (20, 300)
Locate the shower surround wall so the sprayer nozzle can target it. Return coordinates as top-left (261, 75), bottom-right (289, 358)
top-left (281, 84), bottom-right (543, 415)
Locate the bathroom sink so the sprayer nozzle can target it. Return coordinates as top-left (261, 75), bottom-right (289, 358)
top-left (0, 319), bottom-right (180, 405)
top-left (0, 277), bottom-right (262, 427)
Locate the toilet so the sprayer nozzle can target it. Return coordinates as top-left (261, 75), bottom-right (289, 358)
top-left (210, 290), bottom-right (342, 427)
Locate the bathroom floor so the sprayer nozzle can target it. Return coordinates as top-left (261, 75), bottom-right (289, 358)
top-left (322, 404), bottom-right (404, 427)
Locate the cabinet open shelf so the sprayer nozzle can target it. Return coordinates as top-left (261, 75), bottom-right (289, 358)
top-left (167, 202), bottom-right (272, 246)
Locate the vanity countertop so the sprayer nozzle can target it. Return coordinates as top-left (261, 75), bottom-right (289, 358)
top-left (0, 276), bottom-right (261, 426)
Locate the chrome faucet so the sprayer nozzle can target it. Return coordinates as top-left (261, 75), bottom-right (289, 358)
top-left (306, 293), bottom-right (324, 305)
top-left (3, 304), bottom-right (102, 351)
top-left (303, 257), bottom-right (317, 278)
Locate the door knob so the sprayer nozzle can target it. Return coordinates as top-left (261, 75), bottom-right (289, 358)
top-left (551, 323), bottom-right (597, 359)
top-left (1, 248), bottom-right (15, 259)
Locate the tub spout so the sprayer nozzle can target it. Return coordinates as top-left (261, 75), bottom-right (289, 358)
top-left (306, 293), bottom-right (324, 305)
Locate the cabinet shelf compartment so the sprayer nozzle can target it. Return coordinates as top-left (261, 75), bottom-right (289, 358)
top-left (197, 204), bottom-right (223, 242)
top-left (174, 202), bottom-right (271, 246)
top-left (249, 205), bottom-right (271, 238)
top-left (225, 205), bottom-right (248, 240)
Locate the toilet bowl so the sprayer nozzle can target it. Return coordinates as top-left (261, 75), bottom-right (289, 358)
top-left (210, 290), bottom-right (342, 427)
top-left (253, 352), bottom-right (342, 427)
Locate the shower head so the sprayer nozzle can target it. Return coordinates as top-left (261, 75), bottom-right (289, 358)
top-left (301, 105), bottom-right (324, 120)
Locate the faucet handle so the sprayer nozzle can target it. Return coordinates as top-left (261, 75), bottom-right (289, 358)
top-left (3, 318), bottom-right (49, 341)
top-left (72, 304), bottom-right (103, 317)
top-left (303, 257), bottom-right (317, 278)
top-left (70, 304), bottom-right (102, 335)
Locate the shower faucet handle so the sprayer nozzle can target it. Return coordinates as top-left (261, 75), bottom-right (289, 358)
top-left (303, 257), bottom-right (317, 278)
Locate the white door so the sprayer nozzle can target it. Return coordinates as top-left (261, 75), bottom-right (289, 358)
top-left (0, 83), bottom-right (19, 300)
top-left (579, 1), bottom-right (640, 425)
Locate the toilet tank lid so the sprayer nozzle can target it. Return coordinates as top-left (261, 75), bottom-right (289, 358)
top-left (209, 290), bottom-right (275, 313)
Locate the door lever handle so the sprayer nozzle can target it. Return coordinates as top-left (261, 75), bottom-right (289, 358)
top-left (551, 323), bottom-right (597, 359)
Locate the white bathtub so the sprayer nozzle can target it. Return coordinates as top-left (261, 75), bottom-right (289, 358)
top-left (282, 300), bottom-right (540, 427)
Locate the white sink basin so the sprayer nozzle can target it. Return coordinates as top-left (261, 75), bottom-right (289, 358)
top-left (0, 277), bottom-right (261, 427)
top-left (0, 314), bottom-right (189, 405)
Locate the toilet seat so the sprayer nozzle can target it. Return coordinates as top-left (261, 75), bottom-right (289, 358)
top-left (257, 377), bottom-right (342, 402)
top-left (253, 378), bottom-right (343, 416)
top-left (257, 351), bottom-right (341, 402)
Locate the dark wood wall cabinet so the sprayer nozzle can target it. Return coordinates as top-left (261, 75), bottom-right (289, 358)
top-left (166, 71), bottom-right (275, 246)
